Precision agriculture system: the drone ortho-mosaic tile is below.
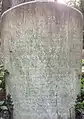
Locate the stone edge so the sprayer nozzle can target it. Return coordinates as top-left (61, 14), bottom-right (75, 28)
top-left (1, 1), bottom-right (83, 20)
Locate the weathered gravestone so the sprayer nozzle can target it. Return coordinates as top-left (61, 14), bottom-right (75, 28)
top-left (2, 0), bottom-right (34, 13)
top-left (1, 1), bottom-right (83, 119)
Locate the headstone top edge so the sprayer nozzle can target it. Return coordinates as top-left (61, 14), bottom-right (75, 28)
top-left (1, 1), bottom-right (83, 20)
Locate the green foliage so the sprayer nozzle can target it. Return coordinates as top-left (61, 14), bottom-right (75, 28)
top-left (0, 66), bottom-right (13, 118)
top-left (0, 64), bottom-right (9, 96)
top-left (82, 59), bottom-right (84, 66)
top-left (0, 65), bottom-right (5, 91)
top-left (75, 77), bottom-right (84, 113)
top-left (0, 94), bottom-right (13, 119)
top-left (75, 60), bottom-right (84, 113)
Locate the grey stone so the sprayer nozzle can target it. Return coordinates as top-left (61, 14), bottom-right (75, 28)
top-left (1, 2), bottom-right (83, 119)
top-left (2, 0), bottom-right (34, 13)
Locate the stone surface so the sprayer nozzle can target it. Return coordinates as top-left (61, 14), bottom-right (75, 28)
top-left (2, 0), bottom-right (55, 13)
top-left (1, 2), bottom-right (83, 119)
top-left (2, 0), bottom-right (34, 13)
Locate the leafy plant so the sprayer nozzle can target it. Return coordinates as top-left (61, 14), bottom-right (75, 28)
top-left (0, 64), bottom-right (9, 100)
top-left (0, 65), bottom-right (14, 118)
top-left (0, 94), bottom-right (13, 119)
top-left (82, 59), bottom-right (84, 66)
top-left (75, 77), bottom-right (84, 116)
top-left (75, 60), bottom-right (84, 117)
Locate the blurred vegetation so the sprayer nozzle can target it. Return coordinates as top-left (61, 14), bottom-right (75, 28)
top-left (75, 60), bottom-right (84, 114)
top-left (0, 64), bottom-right (9, 101)
top-left (66, 0), bottom-right (84, 16)
top-left (75, 78), bottom-right (84, 113)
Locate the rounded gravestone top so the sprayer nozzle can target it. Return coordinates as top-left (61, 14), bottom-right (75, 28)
top-left (1, 1), bottom-right (83, 19)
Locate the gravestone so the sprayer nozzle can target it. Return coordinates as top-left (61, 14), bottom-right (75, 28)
top-left (1, 2), bottom-right (83, 119)
top-left (2, 0), bottom-right (34, 13)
